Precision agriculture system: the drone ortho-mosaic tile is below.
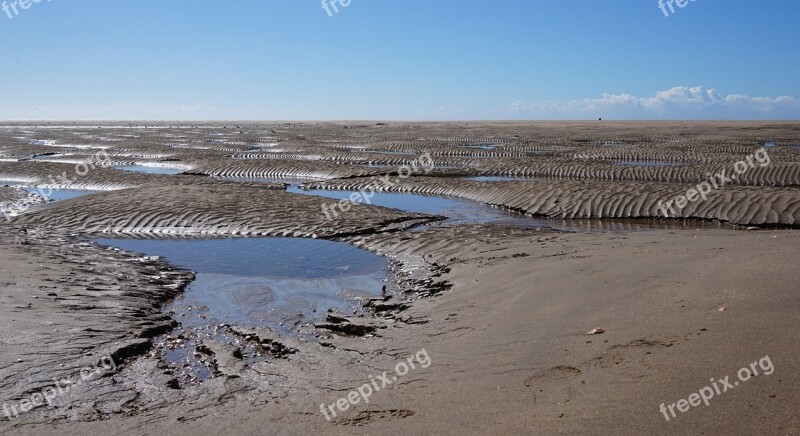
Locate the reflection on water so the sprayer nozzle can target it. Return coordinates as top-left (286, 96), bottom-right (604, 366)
top-left (115, 165), bottom-right (185, 175)
top-left (459, 144), bottom-right (498, 151)
top-left (220, 176), bottom-right (324, 185)
top-left (93, 237), bottom-right (388, 384)
top-left (288, 186), bottom-right (540, 228)
top-left (26, 187), bottom-right (98, 201)
top-left (288, 187), bottom-right (734, 233)
top-left (94, 237), bottom-right (386, 279)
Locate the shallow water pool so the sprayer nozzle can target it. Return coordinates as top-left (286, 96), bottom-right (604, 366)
top-left (287, 186), bottom-right (542, 228)
top-left (93, 237), bottom-right (389, 382)
top-left (94, 237), bottom-right (387, 325)
top-left (287, 186), bottom-right (733, 233)
top-left (115, 165), bottom-right (186, 175)
top-left (26, 187), bottom-right (98, 201)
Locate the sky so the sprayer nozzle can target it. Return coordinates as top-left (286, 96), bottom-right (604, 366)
top-left (0, 0), bottom-right (798, 121)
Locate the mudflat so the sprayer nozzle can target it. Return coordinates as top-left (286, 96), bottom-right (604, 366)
top-left (0, 121), bottom-right (798, 435)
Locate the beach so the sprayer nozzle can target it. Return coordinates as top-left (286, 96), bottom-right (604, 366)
top-left (0, 121), bottom-right (798, 434)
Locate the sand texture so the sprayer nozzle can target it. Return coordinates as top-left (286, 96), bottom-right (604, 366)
top-left (0, 121), bottom-right (798, 435)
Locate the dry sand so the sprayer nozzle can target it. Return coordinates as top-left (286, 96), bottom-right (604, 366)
top-left (0, 121), bottom-right (798, 435)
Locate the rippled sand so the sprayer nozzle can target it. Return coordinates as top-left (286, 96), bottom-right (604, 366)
top-left (1, 121), bottom-right (798, 434)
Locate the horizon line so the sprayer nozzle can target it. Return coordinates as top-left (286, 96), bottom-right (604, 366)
top-left (1, 119), bottom-right (798, 124)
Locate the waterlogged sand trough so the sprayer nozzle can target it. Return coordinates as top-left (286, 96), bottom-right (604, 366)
top-left (0, 121), bottom-right (799, 435)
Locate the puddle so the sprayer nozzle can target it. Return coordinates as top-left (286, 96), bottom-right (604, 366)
top-left (459, 144), bottom-right (498, 151)
top-left (762, 142), bottom-right (797, 148)
top-left (614, 161), bottom-right (680, 167)
top-left (93, 237), bottom-right (389, 384)
top-left (288, 187), bottom-right (734, 233)
top-left (287, 186), bottom-right (547, 228)
top-left (115, 165), bottom-right (186, 175)
top-left (221, 177), bottom-right (324, 185)
top-left (25, 187), bottom-right (98, 201)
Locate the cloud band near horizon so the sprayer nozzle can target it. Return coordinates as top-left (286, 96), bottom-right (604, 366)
top-left (509, 86), bottom-right (799, 120)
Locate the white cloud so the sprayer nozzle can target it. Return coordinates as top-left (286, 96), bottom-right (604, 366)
top-left (509, 100), bottom-right (525, 112)
top-left (437, 104), bottom-right (464, 114)
top-left (509, 86), bottom-right (800, 119)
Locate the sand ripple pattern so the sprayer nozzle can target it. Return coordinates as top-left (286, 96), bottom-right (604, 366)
top-left (305, 177), bottom-right (800, 226)
top-left (477, 158), bottom-right (800, 186)
top-left (190, 160), bottom-right (390, 180)
top-left (12, 184), bottom-right (439, 237)
top-left (3, 122), bottom-right (799, 230)
top-left (571, 147), bottom-right (800, 164)
top-left (0, 161), bottom-right (171, 191)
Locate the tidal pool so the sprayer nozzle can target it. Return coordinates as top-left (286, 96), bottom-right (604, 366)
top-left (287, 186), bottom-right (734, 233)
top-left (287, 186), bottom-right (541, 227)
top-left (93, 237), bottom-right (389, 383)
top-left (25, 187), bottom-right (98, 201)
top-left (94, 237), bottom-right (387, 329)
top-left (115, 165), bottom-right (186, 175)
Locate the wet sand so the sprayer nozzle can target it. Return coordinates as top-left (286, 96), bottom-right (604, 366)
top-left (0, 121), bottom-right (798, 434)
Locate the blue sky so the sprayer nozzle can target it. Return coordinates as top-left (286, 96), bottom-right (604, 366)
top-left (1, 0), bottom-right (798, 120)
